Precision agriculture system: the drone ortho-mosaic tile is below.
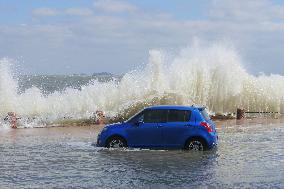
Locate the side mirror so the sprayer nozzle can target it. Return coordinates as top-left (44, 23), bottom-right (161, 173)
top-left (134, 120), bottom-right (143, 126)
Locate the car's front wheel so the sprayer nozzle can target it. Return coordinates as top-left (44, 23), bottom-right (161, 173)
top-left (185, 138), bottom-right (206, 151)
top-left (106, 136), bottom-right (127, 148)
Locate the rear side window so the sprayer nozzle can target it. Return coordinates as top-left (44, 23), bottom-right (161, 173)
top-left (200, 109), bottom-right (210, 121)
top-left (144, 110), bottom-right (167, 123)
top-left (167, 110), bottom-right (191, 122)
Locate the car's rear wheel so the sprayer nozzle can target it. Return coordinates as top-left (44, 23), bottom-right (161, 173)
top-left (185, 138), bottom-right (206, 151)
top-left (106, 136), bottom-right (127, 148)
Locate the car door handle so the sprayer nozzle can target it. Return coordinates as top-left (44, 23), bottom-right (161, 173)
top-left (157, 125), bottom-right (163, 128)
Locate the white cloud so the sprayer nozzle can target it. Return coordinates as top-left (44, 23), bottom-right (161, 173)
top-left (65, 8), bottom-right (93, 16)
top-left (210, 0), bottom-right (284, 22)
top-left (32, 8), bottom-right (59, 17)
top-left (94, 0), bottom-right (137, 13)
top-left (32, 7), bottom-right (93, 17)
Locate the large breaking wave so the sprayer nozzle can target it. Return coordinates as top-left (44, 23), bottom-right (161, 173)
top-left (0, 43), bottom-right (283, 126)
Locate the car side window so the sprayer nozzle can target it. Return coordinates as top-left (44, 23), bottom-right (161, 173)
top-left (167, 110), bottom-right (191, 122)
top-left (144, 110), bottom-right (167, 123)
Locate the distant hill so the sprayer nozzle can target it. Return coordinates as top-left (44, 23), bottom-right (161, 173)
top-left (92, 72), bottom-right (116, 77)
top-left (18, 73), bottom-right (123, 94)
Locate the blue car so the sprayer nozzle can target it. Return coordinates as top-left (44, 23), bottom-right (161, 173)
top-left (96, 105), bottom-right (218, 151)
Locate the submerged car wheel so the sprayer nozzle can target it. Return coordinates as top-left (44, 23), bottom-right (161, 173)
top-left (106, 136), bottom-right (127, 148)
top-left (185, 138), bottom-right (206, 151)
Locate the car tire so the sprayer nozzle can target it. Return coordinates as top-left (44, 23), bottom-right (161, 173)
top-left (106, 136), bottom-right (127, 148)
top-left (185, 138), bottom-right (206, 151)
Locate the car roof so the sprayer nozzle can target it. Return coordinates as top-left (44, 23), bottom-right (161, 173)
top-left (145, 105), bottom-right (205, 111)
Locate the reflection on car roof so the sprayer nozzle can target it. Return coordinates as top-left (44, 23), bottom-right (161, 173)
top-left (146, 105), bottom-right (204, 110)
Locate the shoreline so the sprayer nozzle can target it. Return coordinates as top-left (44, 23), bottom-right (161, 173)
top-left (36, 117), bottom-right (284, 129)
top-left (1, 116), bottom-right (283, 130)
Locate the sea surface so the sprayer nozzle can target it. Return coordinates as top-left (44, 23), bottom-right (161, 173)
top-left (0, 119), bottom-right (283, 189)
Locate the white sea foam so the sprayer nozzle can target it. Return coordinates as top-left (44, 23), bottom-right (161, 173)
top-left (0, 42), bottom-right (283, 126)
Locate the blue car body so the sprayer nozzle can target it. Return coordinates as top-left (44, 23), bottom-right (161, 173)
top-left (97, 105), bottom-right (218, 150)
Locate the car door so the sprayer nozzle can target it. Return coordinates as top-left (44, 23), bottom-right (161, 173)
top-left (160, 110), bottom-right (192, 148)
top-left (126, 109), bottom-right (167, 148)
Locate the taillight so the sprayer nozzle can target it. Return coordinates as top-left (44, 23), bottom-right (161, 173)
top-left (200, 122), bottom-right (213, 132)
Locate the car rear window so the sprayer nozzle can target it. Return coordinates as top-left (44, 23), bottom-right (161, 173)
top-left (167, 110), bottom-right (190, 122)
top-left (200, 109), bottom-right (210, 121)
top-left (144, 110), bottom-right (167, 123)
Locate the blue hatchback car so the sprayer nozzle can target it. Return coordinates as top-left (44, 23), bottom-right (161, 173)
top-left (97, 105), bottom-right (218, 151)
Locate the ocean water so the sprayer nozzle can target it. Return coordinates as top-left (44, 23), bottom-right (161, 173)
top-left (0, 43), bottom-right (284, 126)
top-left (0, 120), bottom-right (283, 188)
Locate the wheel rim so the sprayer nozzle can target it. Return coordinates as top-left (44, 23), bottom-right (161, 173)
top-left (109, 139), bottom-right (124, 148)
top-left (188, 141), bottom-right (204, 151)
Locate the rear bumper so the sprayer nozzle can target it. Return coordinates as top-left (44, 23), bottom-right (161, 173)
top-left (207, 133), bottom-right (218, 149)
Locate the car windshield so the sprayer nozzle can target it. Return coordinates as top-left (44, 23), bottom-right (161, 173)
top-left (126, 110), bottom-right (144, 123)
top-left (200, 109), bottom-right (210, 121)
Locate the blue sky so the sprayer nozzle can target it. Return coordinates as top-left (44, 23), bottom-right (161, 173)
top-left (0, 0), bottom-right (207, 23)
top-left (0, 0), bottom-right (284, 74)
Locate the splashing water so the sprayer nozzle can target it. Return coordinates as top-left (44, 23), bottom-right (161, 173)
top-left (0, 43), bottom-right (283, 126)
